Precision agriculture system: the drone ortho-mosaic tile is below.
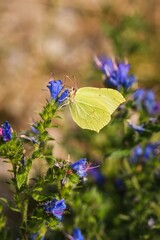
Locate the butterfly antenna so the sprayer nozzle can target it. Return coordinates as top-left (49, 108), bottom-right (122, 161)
top-left (49, 72), bottom-right (54, 81)
top-left (65, 75), bottom-right (77, 90)
top-left (66, 154), bottom-right (71, 163)
top-left (42, 73), bottom-right (54, 92)
top-left (41, 88), bottom-right (48, 92)
top-left (124, 57), bottom-right (128, 64)
top-left (73, 75), bottom-right (77, 90)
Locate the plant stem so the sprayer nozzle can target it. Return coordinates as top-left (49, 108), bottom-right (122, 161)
top-left (21, 198), bottom-right (28, 240)
top-left (21, 162), bottom-right (32, 240)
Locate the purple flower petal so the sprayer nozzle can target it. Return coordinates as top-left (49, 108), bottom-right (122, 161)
top-left (1, 121), bottom-right (12, 142)
top-left (72, 228), bottom-right (84, 240)
top-left (47, 80), bottom-right (69, 105)
top-left (58, 89), bottom-right (69, 105)
top-left (44, 198), bottom-right (66, 220)
top-left (95, 56), bottom-right (135, 90)
top-left (71, 159), bottom-right (87, 178)
top-left (47, 80), bottom-right (64, 100)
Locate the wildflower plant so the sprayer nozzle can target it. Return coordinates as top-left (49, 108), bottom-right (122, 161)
top-left (1, 56), bottom-right (160, 240)
top-left (0, 79), bottom-right (80, 239)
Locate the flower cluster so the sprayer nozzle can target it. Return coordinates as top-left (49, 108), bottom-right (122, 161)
top-left (44, 199), bottom-right (66, 220)
top-left (47, 79), bottom-right (69, 105)
top-left (133, 89), bottom-right (160, 115)
top-left (95, 56), bottom-right (135, 90)
top-left (0, 121), bottom-right (12, 142)
top-left (130, 142), bottom-right (160, 163)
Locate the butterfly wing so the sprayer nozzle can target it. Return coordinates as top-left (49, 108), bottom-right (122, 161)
top-left (69, 98), bottom-right (111, 132)
top-left (69, 87), bottom-right (125, 132)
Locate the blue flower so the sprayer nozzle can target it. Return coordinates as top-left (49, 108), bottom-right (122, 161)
top-left (71, 159), bottom-right (100, 178)
top-left (88, 168), bottom-right (105, 185)
top-left (130, 145), bottom-right (143, 163)
top-left (72, 228), bottom-right (84, 240)
top-left (95, 56), bottom-right (135, 90)
top-left (0, 121), bottom-right (12, 142)
top-left (71, 158), bottom-right (88, 178)
top-left (133, 89), bottom-right (160, 114)
top-left (47, 80), bottom-right (69, 105)
top-left (130, 143), bottom-right (160, 163)
top-left (95, 57), bottom-right (114, 75)
top-left (144, 91), bottom-right (156, 112)
top-left (30, 233), bottom-right (38, 240)
top-left (143, 143), bottom-right (159, 160)
top-left (20, 135), bottom-right (38, 144)
top-left (30, 233), bottom-right (44, 240)
top-left (31, 123), bottom-right (39, 135)
top-left (47, 80), bottom-right (64, 99)
top-left (44, 198), bottom-right (66, 220)
top-left (127, 120), bottom-right (147, 133)
top-left (133, 89), bottom-right (145, 109)
top-left (58, 89), bottom-right (69, 105)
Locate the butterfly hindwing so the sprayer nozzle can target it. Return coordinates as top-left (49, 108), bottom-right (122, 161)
top-left (69, 99), bottom-right (111, 133)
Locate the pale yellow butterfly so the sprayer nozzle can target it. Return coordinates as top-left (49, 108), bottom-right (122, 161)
top-left (68, 87), bottom-right (125, 132)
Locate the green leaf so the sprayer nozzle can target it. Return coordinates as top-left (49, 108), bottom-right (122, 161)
top-left (32, 150), bottom-right (42, 159)
top-left (8, 206), bottom-right (21, 213)
top-left (16, 170), bottom-right (27, 189)
top-left (0, 197), bottom-right (20, 212)
top-left (118, 214), bottom-right (130, 221)
top-left (47, 217), bottom-right (59, 230)
top-left (0, 198), bottom-right (8, 205)
top-left (32, 192), bottom-right (47, 202)
top-left (36, 121), bottom-right (45, 133)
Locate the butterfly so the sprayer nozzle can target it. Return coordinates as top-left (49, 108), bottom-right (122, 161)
top-left (68, 87), bottom-right (125, 133)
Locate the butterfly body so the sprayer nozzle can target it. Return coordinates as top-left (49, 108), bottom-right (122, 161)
top-left (69, 87), bottom-right (125, 132)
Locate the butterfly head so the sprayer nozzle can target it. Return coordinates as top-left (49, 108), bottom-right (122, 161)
top-left (69, 87), bottom-right (77, 103)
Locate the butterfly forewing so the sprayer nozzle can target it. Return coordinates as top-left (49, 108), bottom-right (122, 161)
top-left (77, 87), bottom-right (125, 114)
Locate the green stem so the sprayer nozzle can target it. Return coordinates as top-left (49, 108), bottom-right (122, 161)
top-left (21, 162), bottom-right (32, 240)
top-left (21, 198), bottom-right (28, 240)
top-left (12, 163), bottom-right (28, 239)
